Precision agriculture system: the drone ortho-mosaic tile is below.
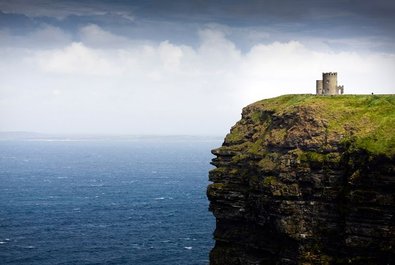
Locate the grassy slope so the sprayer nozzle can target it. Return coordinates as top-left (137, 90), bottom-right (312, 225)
top-left (250, 94), bottom-right (395, 157)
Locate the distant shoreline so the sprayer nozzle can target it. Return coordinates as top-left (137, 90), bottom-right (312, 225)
top-left (0, 132), bottom-right (224, 142)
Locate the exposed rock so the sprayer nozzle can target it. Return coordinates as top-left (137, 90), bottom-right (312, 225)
top-left (207, 95), bottom-right (395, 264)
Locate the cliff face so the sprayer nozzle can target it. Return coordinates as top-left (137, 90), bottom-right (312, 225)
top-left (207, 95), bottom-right (395, 264)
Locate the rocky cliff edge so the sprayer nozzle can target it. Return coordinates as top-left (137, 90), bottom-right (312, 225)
top-left (207, 94), bottom-right (394, 264)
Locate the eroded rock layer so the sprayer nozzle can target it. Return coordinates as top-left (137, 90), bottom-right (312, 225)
top-left (207, 95), bottom-right (395, 264)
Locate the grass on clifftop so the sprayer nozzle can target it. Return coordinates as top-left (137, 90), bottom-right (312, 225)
top-left (251, 94), bottom-right (395, 157)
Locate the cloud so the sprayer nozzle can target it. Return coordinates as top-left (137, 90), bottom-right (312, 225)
top-left (35, 42), bottom-right (121, 75)
top-left (79, 24), bottom-right (125, 42)
top-left (0, 24), bottom-right (72, 48)
top-left (78, 24), bottom-right (133, 48)
top-left (1, 25), bottom-right (394, 134)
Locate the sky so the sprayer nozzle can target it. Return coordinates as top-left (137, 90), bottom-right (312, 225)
top-left (0, 0), bottom-right (394, 135)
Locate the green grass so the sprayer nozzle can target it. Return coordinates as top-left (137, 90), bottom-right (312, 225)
top-left (250, 94), bottom-right (395, 156)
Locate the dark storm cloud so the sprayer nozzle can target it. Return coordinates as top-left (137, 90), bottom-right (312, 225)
top-left (0, 0), bottom-right (394, 50)
top-left (1, 0), bottom-right (394, 23)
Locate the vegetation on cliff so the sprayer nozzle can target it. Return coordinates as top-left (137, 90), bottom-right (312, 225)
top-left (227, 94), bottom-right (395, 157)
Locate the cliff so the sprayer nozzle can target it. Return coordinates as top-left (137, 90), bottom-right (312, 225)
top-left (207, 94), bottom-right (395, 264)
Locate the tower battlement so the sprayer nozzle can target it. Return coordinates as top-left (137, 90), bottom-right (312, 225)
top-left (316, 72), bottom-right (344, 95)
top-left (324, 72), bottom-right (337, 76)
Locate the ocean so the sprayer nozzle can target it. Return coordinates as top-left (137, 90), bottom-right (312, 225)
top-left (0, 137), bottom-right (221, 265)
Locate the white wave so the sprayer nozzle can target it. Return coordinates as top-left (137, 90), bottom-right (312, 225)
top-left (90, 184), bottom-right (104, 187)
top-left (184, 246), bottom-right (192, 250)
top-left (21, 245), bottom-right (35, 249)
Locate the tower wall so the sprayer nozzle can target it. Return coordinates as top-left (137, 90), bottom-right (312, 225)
top-left (323, 72), bottom-right (338, 95)
top-left (316, 80), bottom-right (323, 94)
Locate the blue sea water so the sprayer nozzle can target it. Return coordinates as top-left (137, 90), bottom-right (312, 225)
top-left (0, 137), bottom-right (221, 265)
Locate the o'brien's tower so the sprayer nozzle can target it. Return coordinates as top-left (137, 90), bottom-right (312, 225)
top-left (316, 72), bottom-right (344, 95)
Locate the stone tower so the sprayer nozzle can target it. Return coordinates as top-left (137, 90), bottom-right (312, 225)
top-left (316, 72), bottom-right (344, 95)
top-left (323, 72), bottom-right (338, 95)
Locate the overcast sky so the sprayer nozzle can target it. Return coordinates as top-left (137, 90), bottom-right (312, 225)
top-left (0, 0), bottom-right (394, 135)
